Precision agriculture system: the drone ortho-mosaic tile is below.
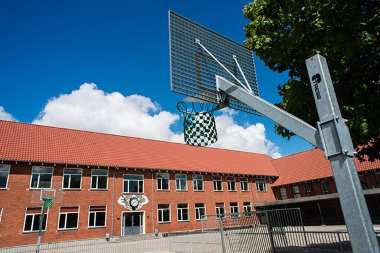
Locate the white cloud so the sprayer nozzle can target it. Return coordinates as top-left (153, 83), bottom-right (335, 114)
top-left (33, 83), bottom-right (281, 158)
top-left (33, 83), bottom-right (182, 142)
top-left (212, 109), bottom-right (282, 158)
top-left (0, 106), bottom-right (15, 121)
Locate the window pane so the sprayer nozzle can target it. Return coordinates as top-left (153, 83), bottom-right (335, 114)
top-left (0, 172), bottom-right (8, 188)
top-left (138, 180), bottom-right (144, 193)
top-left (24, 215), bottom-right (33, 231)
top-left (30, 174), bottom-right (39, 188)
top-left (95, 212), bottom-right (105, 227)
top-left (70, 175), bottom-right (81, 188)
top-left (59, 214), bottom-right (66, 229)
top-left (32, 167), bottom-right (52, 174)
top-left (32, 215), bottom-right (41, 231)
top-left (66, 213), bottom-right (78, 228)
top-left (63, 175), bottom-right (70, 188)
top-left (163, 209), bottom-right (170, 222)
top-left (161, 178), bottom-right (169, 190)
top-left (97, 176), bottom-right (107, 189)
top-left (91, 176), bottom-right (97, 188)
top-left (89, 212), bottom-right (95, 227)
top-left (39, 174), bottom-right (52, 188)
top-left (92, 169), bottom-right (107, 176)
top-left (129, 181), bottom-right (138, 192)
top-left (183, 209), bottom-right (188, 220)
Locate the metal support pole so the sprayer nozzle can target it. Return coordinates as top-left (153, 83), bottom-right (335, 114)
top-left (35, 205), bottom-right (46, 253)
top-left (218, 218), bottom-right (227, 253)
top-left (217, 54), bottom-right (380, 253)
top-left (305, 54), bottom-right (379, 253)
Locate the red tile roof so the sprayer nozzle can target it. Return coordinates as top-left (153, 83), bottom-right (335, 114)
top-left (272, 148), bottom-right (380, 186)
top-left (0, 120), bottom-right (278, 176)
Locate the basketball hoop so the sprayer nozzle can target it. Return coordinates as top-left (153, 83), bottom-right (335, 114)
top-left (177, 100), bottom-right (219, 147)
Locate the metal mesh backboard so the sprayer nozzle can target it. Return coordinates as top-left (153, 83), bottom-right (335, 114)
top-left (169, 11), bottom-right (259, 114)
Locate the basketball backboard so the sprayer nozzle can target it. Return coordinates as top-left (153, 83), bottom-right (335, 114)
top-left (169, 11), bottom-right (259, 114)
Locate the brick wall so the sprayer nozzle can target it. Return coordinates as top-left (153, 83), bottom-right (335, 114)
top-left (0, 162), bottom-right (272, 248)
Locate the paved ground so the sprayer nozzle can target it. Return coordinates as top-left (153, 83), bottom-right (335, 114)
top-left (1, 226), bottom-right (379, 253)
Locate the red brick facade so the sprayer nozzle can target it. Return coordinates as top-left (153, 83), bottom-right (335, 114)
top-left (0, 162), bottom-right (274, 248)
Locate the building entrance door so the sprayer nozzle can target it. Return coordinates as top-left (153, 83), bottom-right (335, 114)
top-left (122, 212), bottom-right (143, 236)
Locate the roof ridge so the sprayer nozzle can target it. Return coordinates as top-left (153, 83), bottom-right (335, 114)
top-left (0, 120), bottom-right (271, 158)
top-left (272, 147), bottom-right (319, 160)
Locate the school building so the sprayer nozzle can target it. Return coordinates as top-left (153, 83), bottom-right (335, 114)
top-left (0, 120), bottom-right (379, 248)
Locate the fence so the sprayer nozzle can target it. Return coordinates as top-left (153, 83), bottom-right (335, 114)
top-left (1, 208), bottom-right (379, 253)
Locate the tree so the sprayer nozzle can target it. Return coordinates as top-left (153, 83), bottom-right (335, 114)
top-left (244, 0), bottom-right (380, 160)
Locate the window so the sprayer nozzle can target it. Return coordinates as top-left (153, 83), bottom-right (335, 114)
top-left (23, 208), bottom-right (47, 232)
top-left (62, 168), bottom-right (82, 189)
top-left (30, 166), bottom-right (53, 189)
top-left (227, 177), bottom-right (236, 191)
top-left (193, 174), bottom-right (204, 191)
top-left (156, 173), bottom-right (169, 191)
top-left (58, 207), bottom-right (79, 230)
top-left (280, 187), bottom-right (287, 199)
top-left (243, 202), bottom-right (252, 217)
top-left (195, 203), bottom-right (206, 220)
top-left (177, 203), bottom-right (189, 221)
top-left (240, 177), bottom-right (249, 191)
top-left (255, 178), bottom-right (267, 192)
top-left (88, 206), bottom-right (106, 228)
top-left (123, 175), bottom-right (144, 193)
top-left (0, 165), bottom-right (10, 189)
top-left (158, 204), bottom-right (170, 223)
top-left (230, 202), bottom-right (239, 218)
top-left (176, 174), bottom-right (187, 191)
top-left (320, 181), bottom-right (329, 194)
top-left (304, 182), bottom-right (312, 193)
top-left (91, 169), bottom-right (108, 189)
top-left (213, 176), bottom-right (223, 191)
top-left (215, 203), bottom-right (225, 219)
top-left (292, 185), bottom-right (301, 198)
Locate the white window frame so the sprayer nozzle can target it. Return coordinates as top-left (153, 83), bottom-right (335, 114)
top-left (292, 185), bottom-right (301, 198)
top-left (88, 206), bottom-right (107, 228)
top-left (123, 174), bottom-right (144, 193)
top-left (215, 203), bottom-right (225, 219)
top-left (175, 174), bottom-right (187, 191)
top-left (240, 177), bottom-right (249, 191)
top-left (157, 204), bottom-right (171, 223)
top-left (23, 208), bottom-right (48, 233)
top-left (213, 176), bottom-right (223, 191)
top-left (62, 168), bottom-right (82, 190)
top-left (230, 202), bottom-right (239, 218)
top-left (156, 173), bottom-right (170, 191)
top-left (321, 181), bottom-right (329, 194)
top-left (243, 202), bottom-right (252, 216)
top-left (195, 203), bottom-right (206, 221)
top-left (0, 164), bottom-right (10, 189)
top-left (177, 203), bottom-right (189, 222)
top-left (58, 207), bottom-right (80, 230)
top-left (192, 174), bottom-right (204, 191)
top-left (280, 187), bottom-right (287, 199)
top-left (305, 182), bottom-right (312, 193)
top-left (227, 177), bottom-right (236, 191)
top-left (90, 169), bottom-right (108, 190)
top-left (255, 178), bottom-right (267, 192)
top-left (30, 166), bottom-right (53, 189)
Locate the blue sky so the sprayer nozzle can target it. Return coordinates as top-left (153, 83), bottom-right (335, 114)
top-left (0, 0), bottom-right (312, 156)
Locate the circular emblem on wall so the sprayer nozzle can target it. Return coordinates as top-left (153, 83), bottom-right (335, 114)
top-left (118, 194), bottom-right (149, 210)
